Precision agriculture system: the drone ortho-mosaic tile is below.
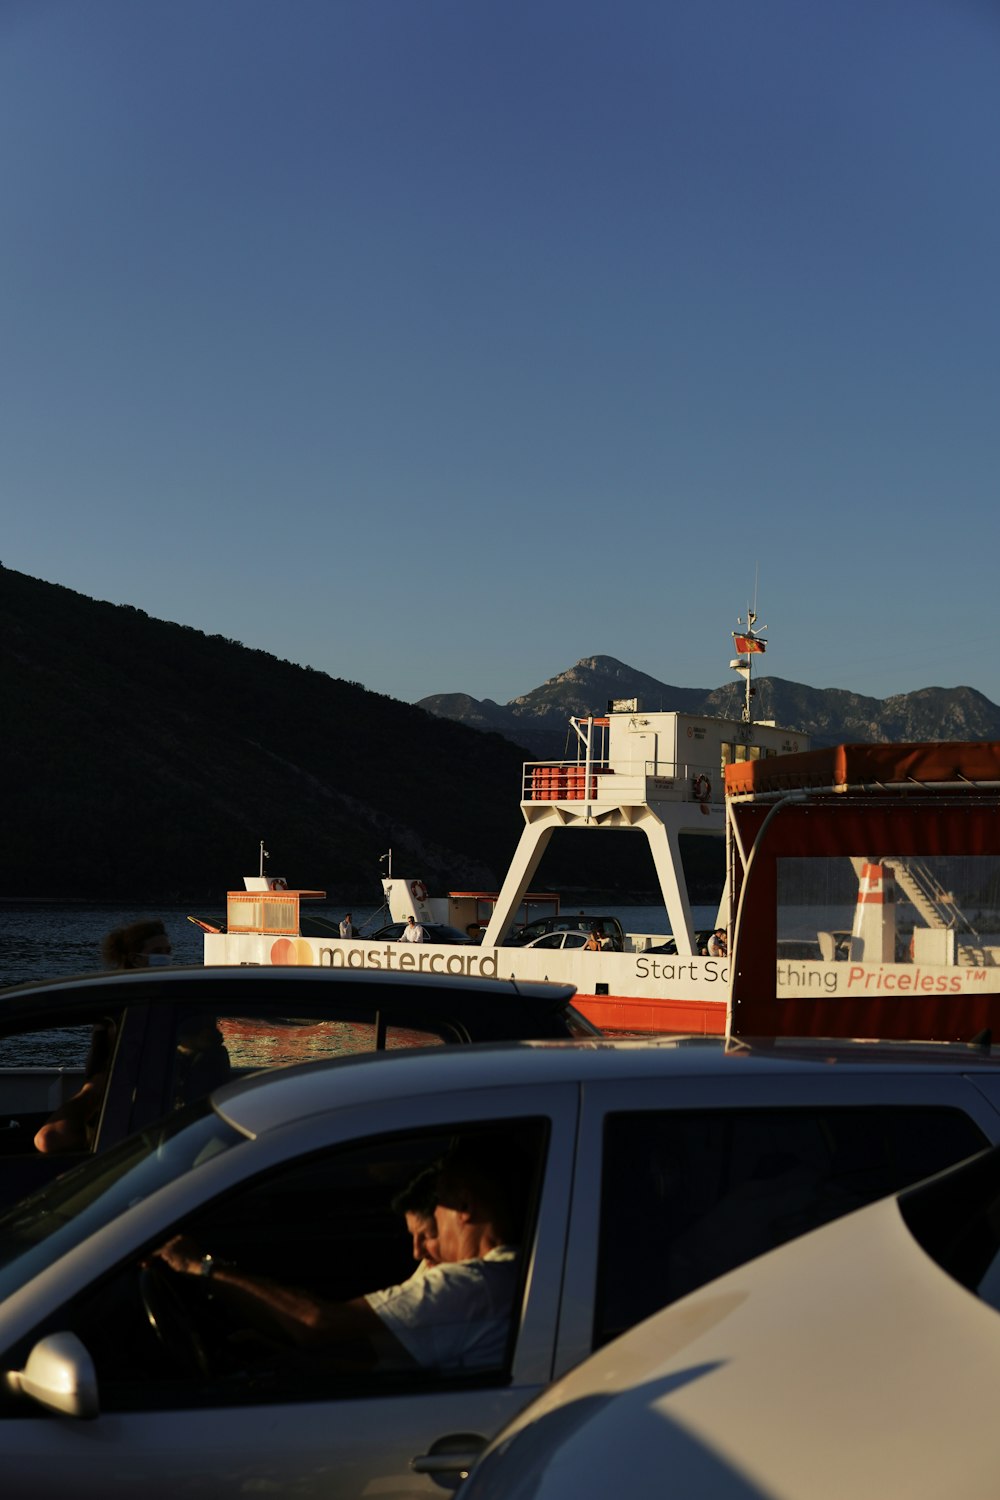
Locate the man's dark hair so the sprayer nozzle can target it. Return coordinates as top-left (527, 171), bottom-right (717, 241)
top-left (391, 1165), bottom-right (440, 1218)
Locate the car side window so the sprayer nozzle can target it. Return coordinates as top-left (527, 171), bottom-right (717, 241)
top-left (594, 1105), bottom-right (990, 1348)
top-left (167, 1012), bottom-right (454, 1109)
top-left (0, 1008), bottom-right (126, 1158)
top-left (36, 1117), bottom-right (549, 1412)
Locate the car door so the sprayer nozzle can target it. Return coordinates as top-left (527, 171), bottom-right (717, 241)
top-left (554, 1068), bottom-right (1000, 1376)
top-left (0, 1080), bottom-right (581, 1500)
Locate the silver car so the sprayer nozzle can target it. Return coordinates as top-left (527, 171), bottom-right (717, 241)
top-left (3, 1038), bottom-right (1000, 1497)
top-left (460, 1143), bottom-right (1000, 1500)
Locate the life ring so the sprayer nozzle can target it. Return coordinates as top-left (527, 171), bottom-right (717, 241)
top-left (410, 880), bottom-right (429, 902)
top-left (692, 774), bottom-right (711, 803)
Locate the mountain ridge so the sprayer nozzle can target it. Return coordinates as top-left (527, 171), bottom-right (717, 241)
top-left (418, 655), bottom-right (1000, 756)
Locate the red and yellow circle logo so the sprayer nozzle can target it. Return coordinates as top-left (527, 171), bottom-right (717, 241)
top-left (270, 938), bottom-right (315, 966)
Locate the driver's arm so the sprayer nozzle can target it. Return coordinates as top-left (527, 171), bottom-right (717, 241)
top-left (151, 1235), bottom-right (415, 1367)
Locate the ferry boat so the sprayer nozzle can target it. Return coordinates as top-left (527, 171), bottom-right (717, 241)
top-left (202, 615), bottom-right (809, 1034)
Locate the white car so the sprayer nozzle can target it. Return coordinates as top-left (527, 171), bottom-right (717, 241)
top-left (521, 930), bottom-right (591, 949)
top-left (3, 1038), bottom-right (1000, 1497)
top-left (461, 1143), bottom-right (1000, 1500)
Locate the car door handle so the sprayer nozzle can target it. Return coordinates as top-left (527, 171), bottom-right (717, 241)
top-left (410, 1434), bottom-right (487, 1476)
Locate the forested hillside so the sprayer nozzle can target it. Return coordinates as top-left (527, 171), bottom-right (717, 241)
top-left (2, 569), bottom-right (535, 900)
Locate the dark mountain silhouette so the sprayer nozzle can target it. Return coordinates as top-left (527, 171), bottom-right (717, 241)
top-left (1, 568), bottom-right (536, 901)
top-left (419, 655), bottom-right (1000, 757)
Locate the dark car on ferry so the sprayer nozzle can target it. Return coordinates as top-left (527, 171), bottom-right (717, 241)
top-left (0, 965), bottom-right (595, 1208)
top-left (645, 929), bottom-right (716, 956)
top-left (367, 921), bottom-right (472, 944)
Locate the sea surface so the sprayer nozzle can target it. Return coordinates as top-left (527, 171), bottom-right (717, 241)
top-left (0, 901), bottom-right (719, 989)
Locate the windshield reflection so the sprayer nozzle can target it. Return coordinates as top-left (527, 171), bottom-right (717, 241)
top-left (0, 1102), bottom-right (245, 1302)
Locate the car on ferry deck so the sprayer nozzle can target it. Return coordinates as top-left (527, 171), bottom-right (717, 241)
top-left (504, 915), bottom-right (625, 950)
top-left (3, 1037), bottom-right (1000, 1496)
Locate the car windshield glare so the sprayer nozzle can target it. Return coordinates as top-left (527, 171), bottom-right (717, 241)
top-left (0, 1101), bottom-right (245, 1302)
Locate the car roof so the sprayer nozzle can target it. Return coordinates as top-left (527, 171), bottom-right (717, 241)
top-left (212, 1031), bottom-right (1000, 1138)
top-left (0, 964), bottom-right (579, 1019)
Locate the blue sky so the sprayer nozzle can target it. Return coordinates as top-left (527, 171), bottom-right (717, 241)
top-left (2, 0), bottom-right (998, 706)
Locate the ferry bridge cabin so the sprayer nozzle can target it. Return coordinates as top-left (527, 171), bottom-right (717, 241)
top-left (479, 707), bottom-right (806, 963)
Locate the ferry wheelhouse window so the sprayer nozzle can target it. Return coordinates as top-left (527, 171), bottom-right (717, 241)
top-left (720, 743), bottom-right (778, 777)
top-left (226, 894), bottom-right (299, 933)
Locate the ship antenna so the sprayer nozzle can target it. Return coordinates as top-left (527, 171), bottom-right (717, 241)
top-left (259, 841), bottom-right (269, 877)
top-left (730, 598), bottom-right (767, 725)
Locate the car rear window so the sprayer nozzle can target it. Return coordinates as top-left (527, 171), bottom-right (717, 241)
top-left (595, 1105), bottom-right (990, 1347)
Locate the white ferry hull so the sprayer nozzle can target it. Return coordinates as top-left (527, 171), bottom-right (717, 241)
top-left (203, 931), bottom-right (730, 1034)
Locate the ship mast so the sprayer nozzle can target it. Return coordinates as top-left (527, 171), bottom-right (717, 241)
top-left (730, 608), bottom-right (767, 724)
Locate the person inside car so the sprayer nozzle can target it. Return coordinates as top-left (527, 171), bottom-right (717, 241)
top-left (33, 1017), bottom-right (118, 1155)
top-left (170, 1014), bottom-right (232, 1109)
top-left (391, 1166), bottom-right (442, 1280)
top-left (151, 1145), bottom-right (520, 1373)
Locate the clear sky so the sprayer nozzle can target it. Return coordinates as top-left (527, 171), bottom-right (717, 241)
top-left (2, 0), bottom-right (998, 707)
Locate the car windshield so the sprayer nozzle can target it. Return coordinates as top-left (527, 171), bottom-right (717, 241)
top-left (899, 1144), bottom-right (1000, 1309)
top-left (564, 1004), bottom-right (602, 1038)
top-left (0, 1101), bottom-right (245, 1302)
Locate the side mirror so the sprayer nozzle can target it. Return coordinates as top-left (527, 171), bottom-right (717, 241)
top-left (6, 1331), bottom-right (99, 1419)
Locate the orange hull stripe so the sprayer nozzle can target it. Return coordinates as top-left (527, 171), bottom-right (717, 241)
top-left (574, 993), bottom-right (727, 1036)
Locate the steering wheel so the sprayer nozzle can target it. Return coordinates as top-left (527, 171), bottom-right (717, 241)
top-left (139, 1262), bottom-right (217, 1377)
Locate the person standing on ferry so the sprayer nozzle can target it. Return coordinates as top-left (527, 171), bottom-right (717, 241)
top-left (339, 913), bottom-right (358, 938)
top-left (708, 928), bottom-right (728, 957)
top-left (400, 915), bottom-right (425, 943)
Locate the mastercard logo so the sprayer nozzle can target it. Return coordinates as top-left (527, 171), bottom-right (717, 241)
top-left (270, 938), bottom-right (316, 966)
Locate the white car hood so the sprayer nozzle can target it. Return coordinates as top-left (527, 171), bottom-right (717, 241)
top-left (467, 1188), bottom-right (1000, 1499)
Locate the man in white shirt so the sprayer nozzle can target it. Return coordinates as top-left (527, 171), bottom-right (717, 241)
top-left (153, 1146), bottom-right (520, 1374)
top-left (400, 915), bottom-right (425, 943)
top-left (366, 1152), bottom-right (518, 1371)
top-left (708, 928), bottom-right (728, 957)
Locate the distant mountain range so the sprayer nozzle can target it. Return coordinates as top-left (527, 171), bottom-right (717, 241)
top-left (418, 657), bottom-right (1000, 758)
